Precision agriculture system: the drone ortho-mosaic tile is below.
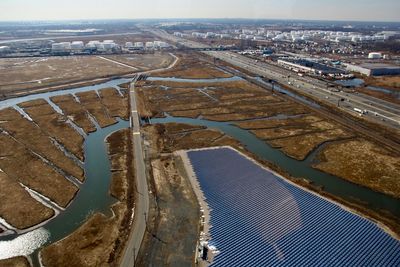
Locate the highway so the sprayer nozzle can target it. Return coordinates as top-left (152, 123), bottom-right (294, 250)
top-left (149, 29), bottom-right (400, 129)
top-left (120, 75), bottom-right (149, 267)
top-left (205, 50), bottom-right (400, 128)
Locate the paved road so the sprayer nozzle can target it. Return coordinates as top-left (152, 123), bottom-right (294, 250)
top-left (120, 75), bottom-right (149, 267)
top-left (120, 54), bottom-right (179, 267)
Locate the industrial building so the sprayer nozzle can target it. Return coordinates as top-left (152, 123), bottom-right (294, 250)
top-left (278, 58), bottom-right (345, 76)
top-left (345, 63), bottom-right (400, 76)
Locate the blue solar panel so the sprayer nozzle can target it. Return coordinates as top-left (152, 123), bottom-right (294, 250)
top-left (187, 147), bottom-right (400, 267)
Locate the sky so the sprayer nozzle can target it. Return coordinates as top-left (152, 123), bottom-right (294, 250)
top-left (0, 0), bottom-right (399, 22)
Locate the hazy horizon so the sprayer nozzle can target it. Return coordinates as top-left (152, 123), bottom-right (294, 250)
top-left (0, 0), bottom-right (399, 22)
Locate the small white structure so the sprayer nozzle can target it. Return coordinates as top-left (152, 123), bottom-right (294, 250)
top-left (368, 52), bottom-right (383, 59)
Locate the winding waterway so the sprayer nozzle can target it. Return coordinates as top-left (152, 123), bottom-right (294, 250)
top-left (0, 79), bottom-right (130, 262)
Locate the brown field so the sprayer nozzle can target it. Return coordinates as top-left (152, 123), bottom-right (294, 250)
top-left (269, 128), bottom-right (355, 160)
top-left (0, 108), bottom-right (84, 181)
top-left (106, 129), bottom-right (132, 202)
top-left (19, 99), bottom-right (85, 161)
top-left (236, 115), bottom-right (322, 129)
top-left (236, 116), bottom-right (354, 160)
top-left (41, 128), bottom-right (134, 266)
top-left (98, 88), bottom-right (129, 120)
top-left (136, 80), bottom-right (292, 120)
top-left (152, 123), bottom-right (241, 153)
top-left (152, 52), bottom-right (232, 79)
top-left (315, 138), bottom-right (400, 198)
top-left (363, 75), bottom-right (400, 90)
top-left (357, 87), bottom-right (400, 105)
top-left (0, 132), bottom-right (78, 208)
top-left (41, 204), bottom-right (127, 267)
top-left (104, 52), bottom-right (174, 71)
top-left (0, 256), bottom-right (30, 267)
top-left (76, 91), bottom-right (117, 128)
top-left (136, 156), bottom-right (199, 267)
top-left (50, 94), bottom-right (97, 134)
top-left (136, 77), bottom-right (353, 160)
top-left (0, 171), bottom-right (54, 229)
top-left (0, 56), bottom-right (134, 95)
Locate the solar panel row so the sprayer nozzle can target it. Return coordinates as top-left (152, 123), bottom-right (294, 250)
top-left (187, 147), bottom-right (400, 267)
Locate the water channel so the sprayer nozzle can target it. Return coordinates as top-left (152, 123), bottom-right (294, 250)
top-left (0, 79), bottom-right (130, 261)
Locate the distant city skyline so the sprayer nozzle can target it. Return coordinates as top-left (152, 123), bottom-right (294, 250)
top-left (0, 0), bottom-right (399, 22)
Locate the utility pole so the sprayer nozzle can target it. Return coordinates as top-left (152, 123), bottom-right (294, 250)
top-left (271, 81), bottom-right (275, 94)
top-left (134, 247), bottom-right (136, 266)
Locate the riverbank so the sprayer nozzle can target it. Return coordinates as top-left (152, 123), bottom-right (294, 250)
top-left (40, 128), bottom-right (134, 266)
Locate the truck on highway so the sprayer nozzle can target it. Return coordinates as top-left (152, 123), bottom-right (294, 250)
top-left (354, 108), bottom-right (366, 116)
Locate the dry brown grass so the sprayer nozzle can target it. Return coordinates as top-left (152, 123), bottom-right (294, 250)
top-left (0, 132), bottom-right (78, 208)
top-left (0, 172), bottom-right (54, 229)
top-left (19, 99), bottom-right (85, 161)
top-left (152, 52), bottom-right (232, 79)
top-left (249, 120), bottom-right (338, 140)
top-left (148, 123), bottom-right (241, 154)
top-left (0, 108), bottom-right (84, 181)
top-left (76, 91), bottom-right (117, 128)
top-left (51, 94), bottom-right (97, 134)
top-left (0, 256), bottom-right (30, 267)
top-left (0, 56), bottom-right (135, 95)
top-left (136, 156), bottom-right (199, 266)
top-left (269, 129), bottom-right (355, 160)
top-left (41, 203), bottom-right (127, 267)
top-left (364, 75), bottom-right (400, 90)
top-left (99, 88), bottom-right (129, 120)
top-left (137, 79), bottom-right (309, 122)
top-left (315, 138), bottom-right (400, 198)
top-left (106, 129), bottom-right (131, 201)
top-left (104, 53), bottom-right (174, 71)
top-left (235, 115), bottom-right (321, 129)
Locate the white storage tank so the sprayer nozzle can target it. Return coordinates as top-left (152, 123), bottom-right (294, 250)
top-left (145, 42), bottom-right (154, 49)
top-left (368, 52), bottom-right (382, 59)
top-left (71, 41), bottom-right (84, 51)
top-left (134, 42), bottom-right (144, 48)
top-left (52, 42), bottom-right (71, 52)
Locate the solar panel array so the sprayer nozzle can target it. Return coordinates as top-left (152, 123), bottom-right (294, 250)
top-left (187, 147), bottom-right (400, 267)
